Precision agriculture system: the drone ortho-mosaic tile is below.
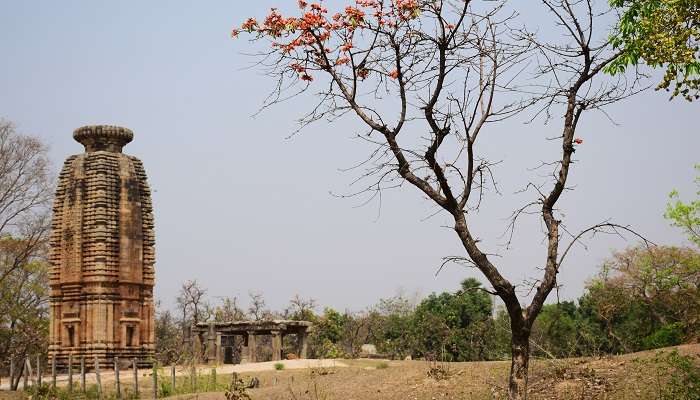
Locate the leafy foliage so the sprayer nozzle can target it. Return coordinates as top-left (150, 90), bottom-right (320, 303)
top-left (411, 278), bottom-right (493, 361)
top-left (531, 302), bottom-right (594, 358)
top-left (580, 245), bottom-right (700, 353)
top-left (666, 164), bottom-right (700, 247)
top-left (367, 295), bottom-right (416, 359)
top-left (154, 305), bottom-right (182, 365)
top-left (305, 279), bottom-right (495, 361)
top-left (308, 308), bottom-right (349, 358)
top-left (0, 258), bottom-right (49, 367)
top-left (607, 0), bottom-right (700, 100)
top-left (633, 350), bottom-right (700, 399)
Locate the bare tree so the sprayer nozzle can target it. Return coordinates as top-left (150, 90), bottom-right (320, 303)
top-left (214, 296), bottom-right (247, 322)
top-left (0, 120), bottom-right (51, 286)
top-left (247, 291), bottom-right (270, 321)
top-left (175, 280), bottom-right (213, 362)
top-left (284, 294), bottom-right (317, 321)
top-left (176, 280), bottom-right (212, 342)
top-left (236, 1), bottom-right (645, 398)
top-left (0, 119), bottom-right (51, 382)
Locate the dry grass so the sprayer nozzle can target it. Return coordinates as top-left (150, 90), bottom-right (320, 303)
top-left (2, 344), bottom-right (698, 400)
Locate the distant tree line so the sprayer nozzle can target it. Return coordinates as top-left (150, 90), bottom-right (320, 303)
top-left (306, 244), bottom-right (699, 362)
top-left (153, 241), bottom-right (700, 365)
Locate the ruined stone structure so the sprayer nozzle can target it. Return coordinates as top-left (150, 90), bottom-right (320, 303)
top-left (193, 320), bottom-right (312, 365)
top-left (48, 125), bottom-right (155, 368)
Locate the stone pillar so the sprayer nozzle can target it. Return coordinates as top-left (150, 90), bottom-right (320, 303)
top-left (240, 334), bottom-right (249, 364)
top-left (192, 326), bottom-right (203, 362)
top-left (298, 331), bottom-right (308, 359)
top-left (271, 331), bottom-right (282, 361)
top-left (247, 332), bottom-right (257, 363)
top-left (206, 323), bottom-right (216, 364)
top-left (215, 333), bottom-right (222, 365)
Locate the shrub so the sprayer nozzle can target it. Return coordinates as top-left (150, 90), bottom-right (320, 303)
top-left (629, 350), bottom-right (700, 399)
top-left (225, 372), bottom-right (251, 400)
top-left (318, 339), bottom-right (345, 359)
top-left (159, 381), bottom-right (174, 397)
top-left (642, 322), bottom-right (685, 350)
top-left (274, 362), bottom-right (285, 370)
top-left (653, 350), bottom-right (700, 399)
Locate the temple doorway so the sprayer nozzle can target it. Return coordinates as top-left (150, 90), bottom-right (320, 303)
top-left (224, 347), bottom-right (234, 364)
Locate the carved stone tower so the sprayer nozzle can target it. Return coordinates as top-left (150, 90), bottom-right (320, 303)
top-left (48, 125), bottom-right (155, 367)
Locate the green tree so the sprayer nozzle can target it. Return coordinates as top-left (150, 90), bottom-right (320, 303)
top-left (582, 245), bottom-right (700, 352)
top-left (154, 303), bottom-right (182, 365)
top-left (607, 0), bottom-right (700, 100)
top-left (666, 165), bottom-right (700, 247)
top-left (366, 294), bottom-right (416, 359)
top-left (412, 278), bottom-right (493, 361)
top-left (491, 307), bottom-right (515, 360)
top-left (530, 301), bottom-right (610, 358)
top-left (530, 302), bottom-right (579, 357)
top-left (308, 307), bottom-right (348, 358)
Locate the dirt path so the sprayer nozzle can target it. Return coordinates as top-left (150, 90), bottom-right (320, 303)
top-left (0, 359), bottom-right (346, 391)
top-left (211, 359), bottom-right (346, 374)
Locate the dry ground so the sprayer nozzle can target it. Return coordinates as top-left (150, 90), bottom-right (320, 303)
top-left (2, 344), bottom-right (698, 400)
top-left (170, 344), bottom-right (700, 400)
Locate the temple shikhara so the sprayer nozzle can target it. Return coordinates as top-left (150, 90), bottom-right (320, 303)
top-left (48, 125), bottom-right (155, 368)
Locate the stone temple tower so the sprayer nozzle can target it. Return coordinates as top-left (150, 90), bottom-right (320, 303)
top-left (48, 125), bottom-right (155, 367)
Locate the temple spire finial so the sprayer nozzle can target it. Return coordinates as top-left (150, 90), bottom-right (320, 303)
top-left (73, 125), bottom-right (133, 153)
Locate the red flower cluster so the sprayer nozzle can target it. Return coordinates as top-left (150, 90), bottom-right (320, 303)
top-left (356, 0), bottom-right (380, 7)
top-left (234, 1), bottom-right (427, 82)
top-left (290, 63), bottom-right (306, 73)
top-left (241, 18), bottom-right (258, 32)
top-left (395, 0), bottom-right (420, 20)
top-left (344, 6), bottom-right (366, 27)
top-left (263, 9), bottom-right (287, 37)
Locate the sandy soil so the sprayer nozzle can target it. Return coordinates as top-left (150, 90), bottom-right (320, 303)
top-left (167, 344), bottom-right (700, 400)
top-left (2, 344), bottom-right (698, 400)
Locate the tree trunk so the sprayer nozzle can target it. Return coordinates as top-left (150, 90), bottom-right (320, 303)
top-left (508, 333), bottom-right (530, 400)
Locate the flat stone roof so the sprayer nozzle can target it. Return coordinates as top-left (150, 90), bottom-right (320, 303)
top-left (194, 320), bottom-right (312, 333)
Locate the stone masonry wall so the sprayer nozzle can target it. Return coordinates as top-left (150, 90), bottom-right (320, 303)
top-left (48, 126), bottom-right (155, 368)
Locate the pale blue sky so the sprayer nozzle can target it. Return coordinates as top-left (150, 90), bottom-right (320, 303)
top-left (1, 1), bottom-right (697, 313)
